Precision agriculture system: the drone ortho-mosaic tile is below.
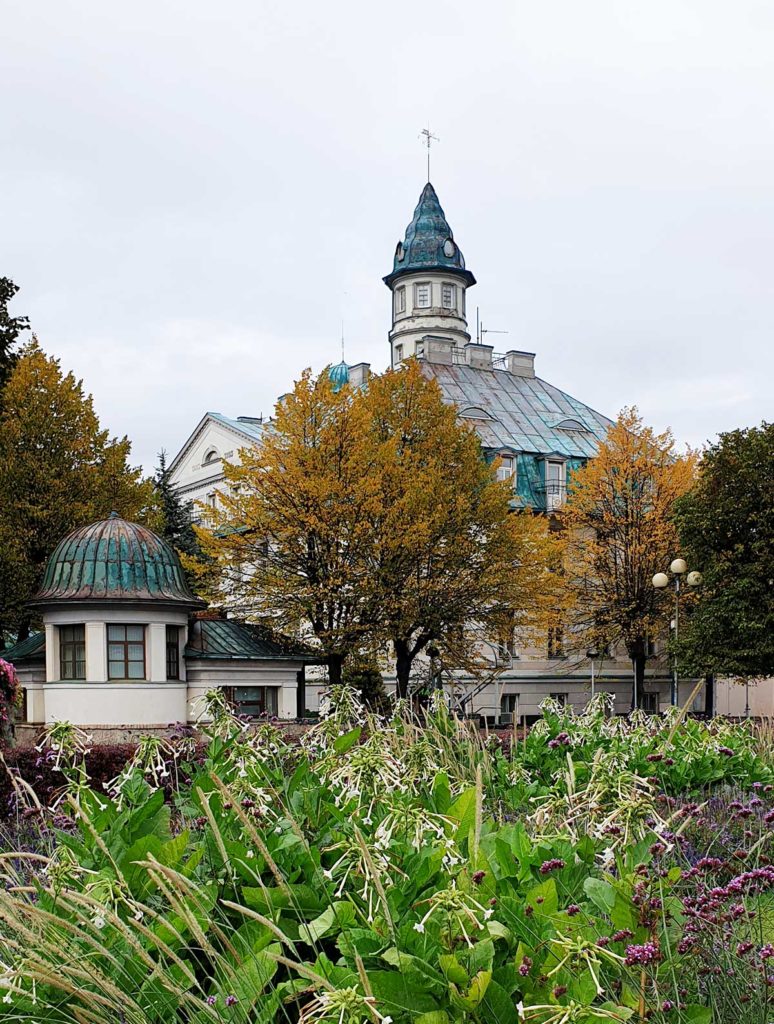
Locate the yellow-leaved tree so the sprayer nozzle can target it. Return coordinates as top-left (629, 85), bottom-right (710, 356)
top-left (561, 407), bottom-right (697, 708)
top-left (195, 360), bottom-right (564, 698)
top-left (363, 360), bottom-right (564, 698)
top-left (0, 339), bottom-right (158, 643)
top-left (193, 368), bottom-right (383, 686)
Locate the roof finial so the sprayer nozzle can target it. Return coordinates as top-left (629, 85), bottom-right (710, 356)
top-left (419, 125), bottom-right (439, 182)
top-left (341, 319), bottom-right (345, 361)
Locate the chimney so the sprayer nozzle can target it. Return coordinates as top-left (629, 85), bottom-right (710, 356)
top-left (464, 342), bottom-right (493, 369)
top-left (348, 362), bottom-right (371, 387)
top-left (504, 350), bottom-right (536, 378)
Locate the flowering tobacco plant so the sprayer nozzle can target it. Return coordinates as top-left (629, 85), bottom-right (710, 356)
top-left (0, 693), bottom-right (771, 1022)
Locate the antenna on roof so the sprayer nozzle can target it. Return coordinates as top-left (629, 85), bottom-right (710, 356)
top-left (419, 125), bottom-right (439, 182)
top-left (475, 307), bottom-right (509, 345)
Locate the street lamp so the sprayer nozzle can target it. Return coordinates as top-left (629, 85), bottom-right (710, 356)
top-left (586, 646), bottom-right (600, 702)
top-left (652, 558), bottom-right (703, 707)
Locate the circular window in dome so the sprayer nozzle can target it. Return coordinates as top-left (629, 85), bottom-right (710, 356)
top-left (443, 238), bottom-right (456, 258)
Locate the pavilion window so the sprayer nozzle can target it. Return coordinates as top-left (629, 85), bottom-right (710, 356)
top-left (441, 283), bottom-right (456, 309)
top-left (166, 625), bottom-right (180, 680)
top-left (59, 625), bottom-right (85, 680)
top-left (107, 624), bottom-right (146, 680)
top-left (395, 286), bottom-right (406, 314)
top-left (225, 686), bottom-right (278, 718)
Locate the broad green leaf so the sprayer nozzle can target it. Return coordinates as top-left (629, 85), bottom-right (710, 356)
top-left (680, 1008), bottom-right (712, 1024)
top-left (367, 970), bottom-right (439, 1013)
top-left (447, 787), bottom-right (476, 838)
top-left (480, 978), bottom-right (520, 1024)
top-left (298, 900), bottom-right (355, 943)
top-left (333, 726), bottom-right (362, 754)
top-left (583, 877), bottom-right (616, 913)
top-left (439, 954), bottom-right (469, 987)
top-left (416, 1014), bottom-right (450, 1024)
top-left (525, 877), bottom-right (558, 917)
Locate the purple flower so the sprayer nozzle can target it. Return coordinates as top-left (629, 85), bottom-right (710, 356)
top-left (625, 941), bottom-right (662, 966)
top-left (206, 995), bottom-right (217, 1005)
top-left (566, 904), bottom-right (581, 916)
top-left (539, 858), bottom-right (565, 874)
top-left (225, 995), bottom-right (238, 1007)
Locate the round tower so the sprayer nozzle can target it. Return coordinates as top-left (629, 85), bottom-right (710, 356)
top-left (383, 182), bottom-right (476, 366)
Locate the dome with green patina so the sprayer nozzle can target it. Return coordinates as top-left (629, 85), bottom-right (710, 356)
top-left (31, 512), bottom-right (205, 608)
top-left (383, 182), bottom-right (476, 288)
top-left (328, 360), bottom-right (350, 392)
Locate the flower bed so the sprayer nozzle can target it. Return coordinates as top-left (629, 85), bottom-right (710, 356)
top-left (0, 690), bottom-right (772, 1023)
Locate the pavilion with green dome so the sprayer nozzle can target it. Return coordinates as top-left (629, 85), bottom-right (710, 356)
top-left (5, 513), bottom-right (314, 740)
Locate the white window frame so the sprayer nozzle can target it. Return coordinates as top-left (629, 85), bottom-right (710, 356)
top-left (441, 282), bottom-right (456, 310)
top-left (395, 287), bottom-right (406, 314)
top-left (496, 454), bottom-right (517, 487)
top-left (394, 343), bottom-right (404, 363)
top-left (414, 282), bottom-right (431, 309)
top-left (545, 460), bottom-right (566, 510)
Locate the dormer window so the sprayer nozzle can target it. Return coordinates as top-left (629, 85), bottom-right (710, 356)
top-left (496, 454), bottom-right (517, 487)
top-left (202, 448), bottom-right (220, 466)
top-left (441, 283), bottom-right (456, 310)
top-left (414, 282), bottom-right (431, 309)
top-left (395, 286), bottom-right (406, 314)
top-left (544, 460), bottom-right (566, 510)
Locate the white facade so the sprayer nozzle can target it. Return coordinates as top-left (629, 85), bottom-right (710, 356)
top-left (388, 269), bottom-right (473, 366)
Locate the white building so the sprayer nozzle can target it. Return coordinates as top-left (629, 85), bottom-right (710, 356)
top-left (5, 513), bottom-right (312, 741)
top-left (167, 180), bottom-right (701, 722)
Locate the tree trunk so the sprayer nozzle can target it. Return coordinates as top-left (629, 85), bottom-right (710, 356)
top-left (395, 639), bottom-right (412, 701)
top-left (631, 652), bottom-right (647, 710)
top-left (704, 674), bottom-right (715, 718)
top-left (328, 654), bottom-right (343, 687)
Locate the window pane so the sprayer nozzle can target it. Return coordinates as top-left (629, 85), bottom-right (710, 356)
top-left (127, 662), bottom-right (144, 679)
top-left (108, 644), bottom-right (124, 661)
top-left (107, 625), bottom-right (125, 641)
top-left (127, 644), bottom-right (144, 662)
top-left (108, 661), bottom-right (123, 679)
top-left (126, 625), bottom-right (144, 641)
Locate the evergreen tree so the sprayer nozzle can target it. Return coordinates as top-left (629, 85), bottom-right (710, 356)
top-left (0, 277), bottom-right (30, 395)
top-left (674, 422), bottom-right (774, 680)
top-left (0, 339), bottom-right (157, 643)
top-left (154, 449), bottom-right (200, 558)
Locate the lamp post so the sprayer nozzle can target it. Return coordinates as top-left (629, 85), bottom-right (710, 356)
top-left (586, 646), bottom-right (600, 703)
top-left (652, 559), bottom-right (703, 707)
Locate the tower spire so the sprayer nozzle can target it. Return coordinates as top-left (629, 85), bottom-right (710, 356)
top-left (418, 125), bottom-right (439, 182)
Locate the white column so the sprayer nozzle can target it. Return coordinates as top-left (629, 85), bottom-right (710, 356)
top-left (44, 623), bottom-right (59, 681)
top-left (148, 623), bottom-right (167, 682)
top-left (278, 683), bottom-right (297, 720)
top-left (26, 686), bottom-right (46, 723)
top-left (85, 622), bottom-right (107, 682)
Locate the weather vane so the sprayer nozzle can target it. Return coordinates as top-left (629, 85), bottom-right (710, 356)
top-left (419, 125), bottom-right (439, 182)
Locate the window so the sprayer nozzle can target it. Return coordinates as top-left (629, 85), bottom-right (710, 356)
top-left (548, 626), bottom-right (564, 659)
top-left (202, 448), bottom-right (220, 465)
top-left (441, 283), bottom-right (456, 309)
top-left (500, 693), bottom-right (519, 724)
top-left (415, 342), bottom-right (425, 358)
top-left (545, 460), bottom-right (566, 510)
top-left (207, 491), bottom-right (217, 509)
top-left (549, 692), bottom-right (568, 707)
top-left (414, 282), bottom-right (431, 308)
top-left (225, 686), bottom-right (278, 718)
top-left (395, 287), bottom-right (406, 314)
top-left (59, 625), bottom-right (85, 680)
top-left (394, 344), bottom-right (404, 362)
top-left (107, 624), bottom-right (146, 680)
top-left (641, 692), bottom-right (659, 713)
top-left (496, 455), bottom-right (517, 487)
top-left (166, 626), bottom-right (180, 680)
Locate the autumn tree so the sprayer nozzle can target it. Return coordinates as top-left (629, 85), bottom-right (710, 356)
top-left (194, 368), bottom-right (382, 685)
top-left (0, 340), bottom-right (157, 643)
top-left (362, 360), bottom-right (564, 698)
top-left (674, 422), bottom-right (774, 680)
top-left (561, 407), bottom-right (696, 708)
top-left (0, 277), bottom-right (30, 395)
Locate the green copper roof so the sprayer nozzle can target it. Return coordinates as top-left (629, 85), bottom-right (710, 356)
top-left (328, 361), bottom-right (350, 392)
top-left (185, 618), bottom-right (317, 662)
top-left (384, 182), bottom-right (476, 288)
top-left (32, 513), bottom-right (205, 608)
top-left (3, 631), bottom-right (45, 664)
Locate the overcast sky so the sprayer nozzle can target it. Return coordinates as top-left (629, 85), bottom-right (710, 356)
top-left (3, 0), bottom-right (772, 473)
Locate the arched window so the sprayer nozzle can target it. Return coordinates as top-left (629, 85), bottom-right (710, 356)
top-left (202, 448), bottom-right (220, 466)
